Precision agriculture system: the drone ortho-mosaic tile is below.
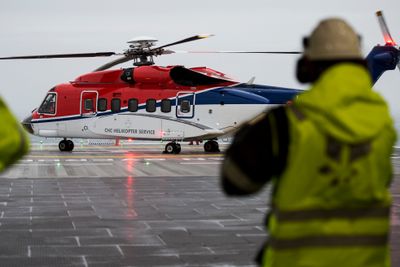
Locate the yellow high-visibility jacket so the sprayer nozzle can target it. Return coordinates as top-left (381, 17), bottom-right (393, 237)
top-left (264, 64), bottom-right (395, 267)
top-left (0, 97), bottom-right (29, 172)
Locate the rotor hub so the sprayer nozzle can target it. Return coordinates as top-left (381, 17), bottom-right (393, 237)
top-left (124, 37), bottom-right (159, 66)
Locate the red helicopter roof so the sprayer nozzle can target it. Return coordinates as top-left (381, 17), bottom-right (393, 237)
top-left (72, 65), bottom-right (237, 86)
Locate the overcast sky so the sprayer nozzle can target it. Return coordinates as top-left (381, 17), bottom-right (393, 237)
top-left (0, 0), bottom-right (399, 123)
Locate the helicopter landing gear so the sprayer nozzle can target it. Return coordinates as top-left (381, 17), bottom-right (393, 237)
top-left (164, 142), bottom-right (181, 154)
top-left (59, 139), bottom-right (74, 152)
top-left (204, 140), bottom-right (220, 153)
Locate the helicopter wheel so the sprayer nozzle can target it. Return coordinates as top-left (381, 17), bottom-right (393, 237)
top-left (164, 142), bottom-right (181, 154)
top-left (204, 140), bottom-right (220, 153)
top-left (59, 140), bottom-right (68, 151)
top-left (59, 139), bottom-right (74, 152)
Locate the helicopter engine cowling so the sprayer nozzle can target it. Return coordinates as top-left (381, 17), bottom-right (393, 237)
top-left (132, 66), bottom-right (171, 85)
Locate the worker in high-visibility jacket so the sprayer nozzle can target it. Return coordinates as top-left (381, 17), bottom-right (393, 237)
top-left (0, 97), bottom-right (29, 172)
top-left (221, 18), bottom-right (395, 267)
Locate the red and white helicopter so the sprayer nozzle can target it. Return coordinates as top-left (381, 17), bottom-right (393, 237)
top-left (2, 11), bottom-right (399, 154)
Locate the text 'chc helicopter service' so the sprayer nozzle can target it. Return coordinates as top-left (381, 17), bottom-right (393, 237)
top-left (2, 11), bottom-right (399, 154)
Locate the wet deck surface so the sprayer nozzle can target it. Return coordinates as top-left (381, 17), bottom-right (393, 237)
top-left (0, 143), bottom-right (398, 266)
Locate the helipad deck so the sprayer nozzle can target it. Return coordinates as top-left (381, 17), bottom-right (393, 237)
top-left (0, 143), bottom-right (398, 266)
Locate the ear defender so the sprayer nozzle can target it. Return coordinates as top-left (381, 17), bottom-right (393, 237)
top-left (296, 57), bottom-right (315, 83)
top-left (296, 37), bottom-right (315, 83)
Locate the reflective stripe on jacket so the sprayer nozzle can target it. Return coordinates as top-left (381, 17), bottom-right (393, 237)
top-left (263, 64), bottom-right (396, 267)
top-left (0, 97), bottom-right (30, 172)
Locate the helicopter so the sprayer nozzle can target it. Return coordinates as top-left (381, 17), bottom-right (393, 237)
top-left (1, 11), bottom-right (399, 154)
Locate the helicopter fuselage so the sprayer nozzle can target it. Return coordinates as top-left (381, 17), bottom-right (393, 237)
top-left (23, 65), bottom-right (300, 152)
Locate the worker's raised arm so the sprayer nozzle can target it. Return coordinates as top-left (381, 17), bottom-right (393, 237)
top-left (221, 106), bottom-right (289, 195)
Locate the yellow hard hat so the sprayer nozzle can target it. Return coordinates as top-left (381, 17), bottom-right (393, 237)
top-left (304, 18), bottom-right (362, 60)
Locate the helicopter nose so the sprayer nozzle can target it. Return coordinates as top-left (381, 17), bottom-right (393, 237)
top-left (21, 114), bottom-right (34, 134)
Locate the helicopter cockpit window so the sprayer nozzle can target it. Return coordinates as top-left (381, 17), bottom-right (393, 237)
top-left (38, 93), bottom-right (57, 114)
top-left (84, 99), bottom-right (94, 111)
top-left (180, 100), bottom-right (191, 113)
top-left (111, 98), bottom-right (121, 113)
top-left (98, 98), bottom-right (107, 112)
top-left (128, 98), bottom-right (138, 112)
top-left (146, 99), bottom-right (156, 112)
top-left (161, 99), bottom-right (171, 113)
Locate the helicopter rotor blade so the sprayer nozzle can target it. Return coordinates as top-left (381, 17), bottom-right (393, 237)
top-left (155, 34), bottom-right (214, 50)
top-left (0, 52), bottom-right (116, 60)
top-left (160, 49), bottom-right (175, 55)
top-left (376, 11), bottom-right (397, 46)
top-left (95, 56), bottom-right (133, 71)
top-left (376, 11), bottom-right (400, 73)
top-left (173, 50), bottom-right (301, 55)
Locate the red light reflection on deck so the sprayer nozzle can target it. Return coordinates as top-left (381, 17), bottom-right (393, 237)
top-left (124, 152), bottom-right (137, 221)
top-left (124, 153), bottom-right (137, 173)
top-left (126, 175), bottom-right (134, 186)
top-left (125, 175), bottom-right (136, 220)
top-left (124, 153), bottom-right (137, 158)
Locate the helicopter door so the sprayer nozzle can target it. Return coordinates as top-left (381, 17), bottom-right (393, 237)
top-left (176, 92), bottom-right (195, 118)
top-left (80, 91), bottom-right (98, 117)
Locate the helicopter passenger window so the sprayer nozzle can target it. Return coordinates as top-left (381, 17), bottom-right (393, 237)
top-left (180, 100), bottom-right (191, 113)
top-left (161, 99), bottom-right (171, 113)
top-left (98, 98), bottom-right (107, 111)
top-left (128, 98), bottom-right (138, 112)
top-left (146, 99), bottom-right (156, 112)
top-left (111, 98), bottom-right (121, 113)
top-left (38, 93), bottom-right (56, 114)
top-left (84, 99), bottom-right (94, 111)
